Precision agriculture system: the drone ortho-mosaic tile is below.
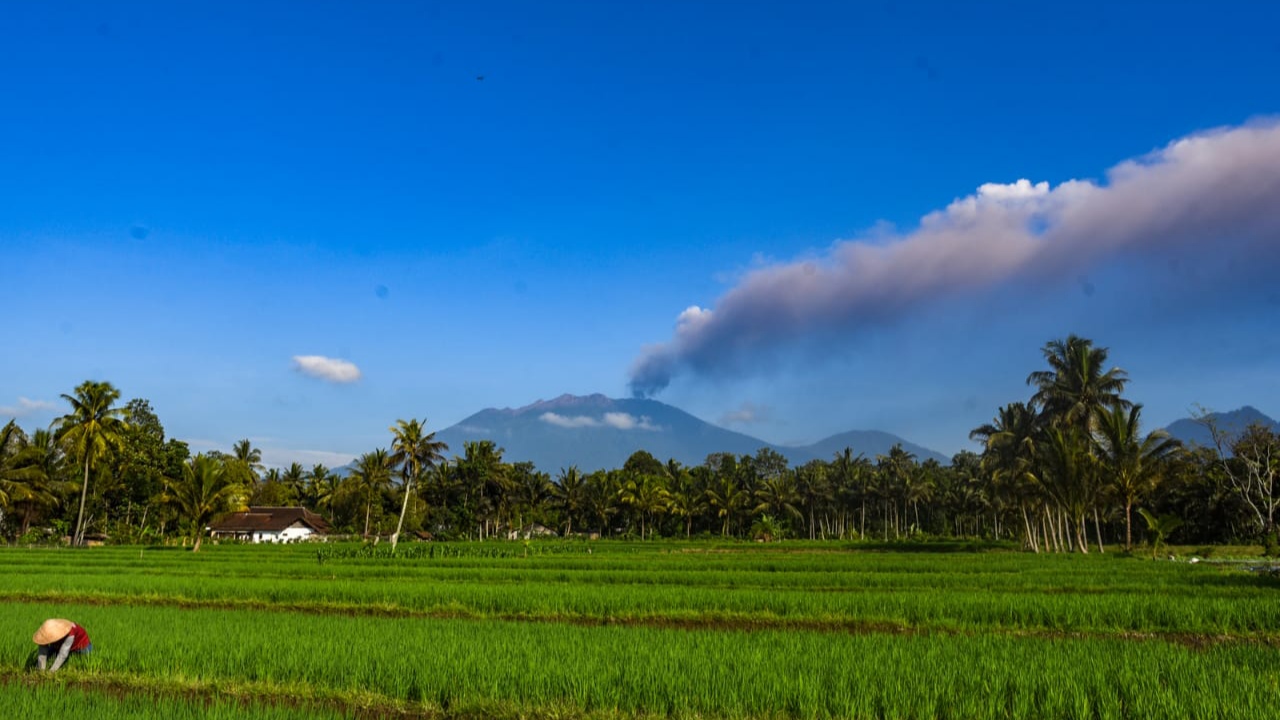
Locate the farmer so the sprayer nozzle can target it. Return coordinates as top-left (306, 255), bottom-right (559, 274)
top-left (32, 618), bottom-right (91, 672)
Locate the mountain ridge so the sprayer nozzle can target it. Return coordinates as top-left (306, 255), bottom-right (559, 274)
top-left (1162, 406), bottom-right (1278, 449)
top-left (433, 394), bottom-right (948, 472)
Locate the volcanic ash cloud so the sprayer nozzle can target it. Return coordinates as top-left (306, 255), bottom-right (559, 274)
top-left (628, 121), bottom-right (1280, 396)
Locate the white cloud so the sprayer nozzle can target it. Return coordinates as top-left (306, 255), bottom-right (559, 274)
top-left (292, 355), bottom-right (362, 383)
top-left (0, 397), bottom-right (58, 418)
top-left (540, 411), bottom-right (660, 431)
top-left (603, 412), bottom-right (660, 431)
top-left (675, 305), bottom-right (714, 337)
top-left (178, 437), bottom-right (356, 470)
top-left (975, 178), bottom-right (1050, 201)
top-left (540, 412), bottom-right (601, 428)
top-left (180, 438), bottom-right (222, 453)
top-left (259, 447), bottom-right (357, 470)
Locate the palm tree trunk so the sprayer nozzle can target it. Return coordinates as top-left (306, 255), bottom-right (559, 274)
top-left (364, 496), bottom-right (372, 538)
top-left (391, 474), bottom-right (412, 552)
top-left (1093, 508), bottom-right (1105, 554)
top-left (1022, 506), bottom-right (1039, 553)
top-left (73, 462), bottom-right (91, 547)
top-left (1125, 501), bottom-right (1133, 552)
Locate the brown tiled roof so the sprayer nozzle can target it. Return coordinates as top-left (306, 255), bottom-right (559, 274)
top-left (208, 507), bottom-right (331, 534)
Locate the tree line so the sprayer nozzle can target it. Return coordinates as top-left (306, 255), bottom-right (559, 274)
top-left (2, 335), bottom-right (1277, 551)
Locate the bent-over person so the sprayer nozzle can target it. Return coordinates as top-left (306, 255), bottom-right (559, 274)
top-left (33, 618), bottom-right (92, 672)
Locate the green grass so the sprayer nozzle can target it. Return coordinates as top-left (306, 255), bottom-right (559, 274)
top-left (0, 544), bottom-right (1275, 635)
top-left (4, 600), bottom-right (1278, 719)
top-left (1, 542), bottom-right (1277, 718)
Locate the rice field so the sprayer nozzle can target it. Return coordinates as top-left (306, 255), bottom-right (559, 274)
top-left (2, 542), bottom-right (1277, 718)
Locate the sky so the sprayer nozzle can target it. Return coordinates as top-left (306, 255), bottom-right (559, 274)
top-left (3, 0), bottom-right (1279, 467)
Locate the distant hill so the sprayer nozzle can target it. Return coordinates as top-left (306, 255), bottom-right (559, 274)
top-left (433, 393), bottom-right (947, 472)
top-left (1163, 406), bottom-right (1278, 449)
top-left (789, 430), bottom-right (949, 466)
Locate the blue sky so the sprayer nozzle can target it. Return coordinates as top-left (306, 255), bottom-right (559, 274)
top-left (3, 0), bottom-right (1279, 466)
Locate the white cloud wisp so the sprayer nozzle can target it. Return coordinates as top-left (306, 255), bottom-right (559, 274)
top-left (0, 397), bottom-right (58, 418)
top-left (540, 412), bottom-right (660, 431)
top-left (292, 355), bottom-right (362, 383)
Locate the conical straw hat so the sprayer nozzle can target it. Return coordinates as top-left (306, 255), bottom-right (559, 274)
top-left (33, 618), bottom-right (73, 645)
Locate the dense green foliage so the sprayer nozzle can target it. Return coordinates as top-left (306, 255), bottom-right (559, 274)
top-left (2, 336), bottom-right (1278, 550)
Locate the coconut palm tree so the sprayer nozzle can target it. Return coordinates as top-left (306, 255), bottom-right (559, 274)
top-left (388, 419), bottom-right (448, 551)
top-left (455, 440), bottom-right (508, 539)
top-left (1094, 405), bottom-right (1182, 551)
top-left (905, 461), bottom-right (937, 533)
top-left (706, 472), bottom-right (749, 537)
top-left (230, 439), bottom-right (263, 497)
top-left (619, 472), bottom-right (670, 539)
top-left (585, 470), bottom-right (622, 537)
top-left (971, 402), bottom-right (1043, 549)
top-left (280, 463), bottom-right (307, 505)
top-left (830, 448), bottom-right (872, 539)
top-left (1137, 508), bottom-right (1184, 559)
top-left (552, 466), bottom-right (589, 536)
top-left (510, 462), bottom-right (552, 533)
top-left (1037, 426), bottom-right (1099, 553)
top-left (306, 464), bottom-right (338, 514)
top-left (54, 380), bottom-right (128, 546)
top-left (1027, 335), bottom-right (1130, 433)
top-left (753, 472), bottom-right (803, 529)
top-left (162, 454), bottom-right (246, 552)
top-left (795, 459), bottom-right (831, 539)
top-left (0, 421), bottom-right (35, 518)
top-left (350, 449), bottom-right (392, 537)
top-left (6, 428), bottom-right (69, 536)
top-left (667, 465), bottom-right (708, 538)
top-left (876, 445), bottom-right (917, 539)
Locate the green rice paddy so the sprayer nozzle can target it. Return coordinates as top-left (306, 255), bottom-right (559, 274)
top-left (2, 542), bottom-right (1277, 718)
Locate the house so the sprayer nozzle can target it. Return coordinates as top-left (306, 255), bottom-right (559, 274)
top-left (208, 507), bottom-right (331, 544)
top-left (506, 523), bottom-right (558, 540)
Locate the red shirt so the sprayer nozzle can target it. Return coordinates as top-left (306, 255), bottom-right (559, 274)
top-left (66, 623), bottom-right (90, 651)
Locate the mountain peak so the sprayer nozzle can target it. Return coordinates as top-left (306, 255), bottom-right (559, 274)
top-left (514, 393), bottom-right (614, 414)
top-left (438, 392), bottom-right (948, 472)
top-left (1163, 406), bottom-right (1278, 448)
